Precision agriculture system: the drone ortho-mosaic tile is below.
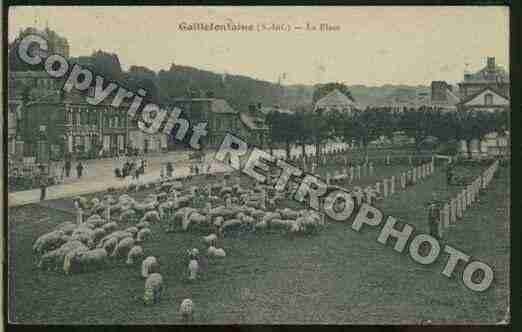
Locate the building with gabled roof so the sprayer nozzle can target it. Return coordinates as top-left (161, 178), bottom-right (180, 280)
top-left (458, 57), bottom-right (509, 99)
top-left (457, 86), bottom-right (509, 113)
top-left (314, 89), bottom-right (357, 115)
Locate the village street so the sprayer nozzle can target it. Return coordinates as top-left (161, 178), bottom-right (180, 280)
top-left (8, 142), bottom-right (349, 207)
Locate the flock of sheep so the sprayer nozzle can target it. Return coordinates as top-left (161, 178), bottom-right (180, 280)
top-left (32, 173), bottom-right (326, 321)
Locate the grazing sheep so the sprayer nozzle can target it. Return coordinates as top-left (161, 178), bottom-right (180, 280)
top-left (180, 299), bottom-right (194, 321)
top-left (118, 194), bottom-right (132, 204)
top-left (141, 210), bottom-right (160, 224)
top-left (143, 273), bottom-right (163, 305)
top-left (101, 237), bottom-right (118, 254)
top-left (212, 248), bottom-right (226, 258)
top-left (54, 222), bottom-right (77, 235)
top-left (124, 227), bottom-right (139, 237)
top-left (158, 201), bottom-right (175, 219)
top-left (64, 248), bottom-right (107, 275)
top-left (209, 206), bottom-right (238, 219)
top-left (221, 219), bottom-right (244, 236)
top-left (202, 234), bottom-right (217, 246)
top-left (120, 209), bottom-right (137, 223)
top-left (97, 230), bottom-right (133, 248)
top-left (271, 218), bottom-right (296, 232)
top-left (92, 228), bottom-right (106, 243)
top-left (136, 228), bottom-right (152, 243)
top-left (72, 226), bottom-right (95, 240)
top-left (262, 212), bottom-right (281, 224)
top-left (102, 222), bottom-right (118, 233)
top-left (38, 240), bottom-right (87, 271)
top-left (170, 207), bottom-right (197, 231)
top-left (33, 230), bottom-right (66, 255)
top-left (86, 214), bottom-right (106, 228)
top-left (279, 208), bottom-right (300, 220)
top-left (142, 256), bottom-right (159, 278)
top-left (126, 245), bottom-right (144, 265)
top-left (207, 246), bottom-right (217, 256)
top-left (111, 237), bottom-right (135, 258)
top-left (136, 221), bottom-right (151, 229)
top-left (188, 259), bottom-right (199, 280)
top-left (134, 202), bottom-right (157, 214)
top-left (91, 204), bottom-right (106, 216)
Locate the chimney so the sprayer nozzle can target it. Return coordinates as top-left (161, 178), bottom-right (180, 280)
top-left (487, 57), bottom-right (495, 71)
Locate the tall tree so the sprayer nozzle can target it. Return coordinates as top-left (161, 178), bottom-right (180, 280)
top-left (312, 82), bottom-right (355, 104)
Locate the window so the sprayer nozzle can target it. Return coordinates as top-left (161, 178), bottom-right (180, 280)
top-left (484, 93), bottom-right (493, 106)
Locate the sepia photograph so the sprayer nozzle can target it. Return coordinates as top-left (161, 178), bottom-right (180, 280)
top-left (5, 5), bottom-right (510, 325)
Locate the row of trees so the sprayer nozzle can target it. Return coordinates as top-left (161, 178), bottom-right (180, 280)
top-left (265, 106), bottom-right (509, 161)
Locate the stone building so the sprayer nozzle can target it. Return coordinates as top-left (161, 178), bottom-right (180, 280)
top-left (168, 97), bottom-right (244, 148)
top-left (430, 81), bottom-right (460, 108)
top-left (457, 57), bottom-right (509, 99)
top-left (12, 86), bottom-right (131, 162)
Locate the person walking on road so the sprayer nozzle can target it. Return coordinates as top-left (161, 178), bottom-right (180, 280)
top-left (76, 162), bottom-right (84, 179)
top-left (166, 161), bottom-right (174, 178)
top-left (39, 174), bottom-right (48, 201)
top-left (64, 159), bottom-right (71, 178)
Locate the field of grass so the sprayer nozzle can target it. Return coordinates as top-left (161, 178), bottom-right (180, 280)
top-left (7, 160), bottom-right (509, 324)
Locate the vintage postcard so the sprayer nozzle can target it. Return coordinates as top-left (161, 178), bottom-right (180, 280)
top-left (5, 5), bottom-right (510, 325)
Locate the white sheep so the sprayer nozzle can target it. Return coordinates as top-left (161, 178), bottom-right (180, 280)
top-left (136, 221), bottom-right (151, 229)
top-left (144, 273), bottom-right (164, 305)
top-left (97, 230), bottom-right (132, 248)
top-left (101, 237), bottom-right (119, 254)
top-left (102, 222), bottom-right (118, 233)
top-left (38, 240), bottom-right (87, 271)
top-left (136, 228), bottom-right (152, 243)
top-left (212, 248), bottom-right (226, 257)
top-left (279, 208), bottom-right (300, 220)
top-left (221, 219), bottom-right (243, 235)
top-left (64, 248), bottom-right (107, 275)
top-left (169, 207), bottom-right (197, 231)
top-left (124, 226), bottom-right (139, 237)
top-left (142, 256), bottom-right (159, 278)
top-left (188, 259), bottom-right (199, 280)
top-left (33, 230), bottom-right (66, 255)
top-left (158, 201), bottom-right (175, 219)
top-left (85, 214), bottom-right (106, 228)
top-left (202, 234), bottom-right (217, 246)
top-left (54, 222), bottom-right (77, 235)
top-left (111, 237), bottom-right (135, 258)
top-left (180, 299), bottom-right (194, 321)
top-left (207, 246), bottom-right (217, 256)
top-left (119, 209), bottom-right (137, 223)
top-left (71, 228), bottom-right (95, 248)
top-left (141, 210), bottom-right (160, 224)
top-left (92, 228), bottom-right (106, 243)
top-left (126, 245), bottom-right (144, 265)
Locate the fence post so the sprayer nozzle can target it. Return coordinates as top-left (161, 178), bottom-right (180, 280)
top-left (450, 199), bottom-right (457, 224)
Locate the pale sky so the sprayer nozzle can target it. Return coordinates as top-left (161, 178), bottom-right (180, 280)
top-left (9, 6), bottom-right (509, 86)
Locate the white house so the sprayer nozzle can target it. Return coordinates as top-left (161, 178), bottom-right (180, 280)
top-left (314, 89), bottom-right (357, 115)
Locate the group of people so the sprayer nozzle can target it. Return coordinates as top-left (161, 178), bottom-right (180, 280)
top-left (62, 160), bottom-right (85, 179)
top-left (189, 162), bottom-right (210, 176)
top-left (114, 158), bottom-right (148, 180)
top-left (160, 162), bottom-right (175, 179)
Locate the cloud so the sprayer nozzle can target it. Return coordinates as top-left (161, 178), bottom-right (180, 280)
top-left (377, 48), bottom-right (390, 56)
